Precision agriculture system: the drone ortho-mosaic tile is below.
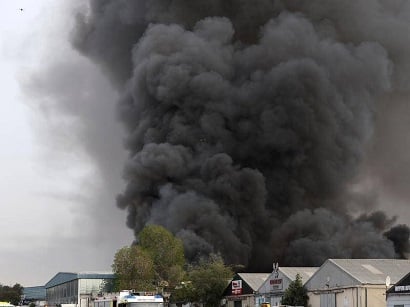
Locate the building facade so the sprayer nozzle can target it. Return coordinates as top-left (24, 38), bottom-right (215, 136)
top-left (257, 266), bottom-right (318, 306)
top-left (387, 271), bottom-right (410, 307)
top-left (223, 273), bottom-right (270, 307)
top-left (22, 286), bottom-right (46, 306)
top-left (45, 272), bottom-right (115, 307)
top-left (305, 259), bottom-right (410, 307)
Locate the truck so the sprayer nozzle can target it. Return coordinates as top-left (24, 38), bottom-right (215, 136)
top-left (93, 290), bottom-right (164, 307)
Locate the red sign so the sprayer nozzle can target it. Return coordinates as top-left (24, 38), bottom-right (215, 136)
top-left (232, 280), bottom-right (243, 295)
top-left (232, 288), bottom-right (242, 295)
top-left (270, 279), bottom-right (282, 285)
top-left (270, 278), bottom-right (283, 291)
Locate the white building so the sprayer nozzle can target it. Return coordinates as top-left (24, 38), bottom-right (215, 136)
top-left (305, 259), bottom-right (410, 307)
top-left (45, 272), bottom-right (115, 307)
top-left (386, 271), bottom-right (410, 307)
top-left (257, 266), bottom-right (318, 306)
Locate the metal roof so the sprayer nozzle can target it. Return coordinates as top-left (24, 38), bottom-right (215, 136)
top-left (280, 267), bottom-right (318, 284)
top-left (238, 273), bottom-right (270, 291)
top-left (45, 271), bottom-right (114, 288)
top-left (328, 259), bottom-right (410, 285)
top-left (77, 271), bottom-right (114, 279)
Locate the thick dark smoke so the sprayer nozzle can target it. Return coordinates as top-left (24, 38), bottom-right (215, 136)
top-left (385, 225), bottom-right (410, 259)
top-left (71, 0), bottom-right (410, 270)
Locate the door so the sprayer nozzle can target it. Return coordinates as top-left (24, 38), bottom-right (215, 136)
top-left (234, 300), bottom-right (242, 307)
top-left (320, 293), bottom-right (336, 307)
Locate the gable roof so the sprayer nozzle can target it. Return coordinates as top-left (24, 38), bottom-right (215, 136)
top-left (223, 273), bottom-right (270, 297)
top-left (387, 271), bottom-right (410, 294)
top-left (325, 259), bottom-right (410, 285)
top-left (238, 273), bottom-right (271, 291)
top-left (280, 267), bottom-right (318, 284)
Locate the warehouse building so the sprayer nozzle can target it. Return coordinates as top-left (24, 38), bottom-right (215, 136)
top-left (305, 259), bottom-right (410, 307)
top-left (222, 273), bottom-right (270, 307)
top-left (386, 271), bottom-right (410, 307)
top-left (257, 265), bottom-right (318, 306)
top-left (22, 286), bottom-right (46, 306)
top-left (45, 272), bottom-right (115, 307)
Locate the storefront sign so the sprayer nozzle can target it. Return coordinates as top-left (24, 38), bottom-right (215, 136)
top-left (270, 278), bottom-right (283, 291)
top-left (395, 285), bottom-right (410, 292)
top-left (232, 280), bottom-right (243, 295)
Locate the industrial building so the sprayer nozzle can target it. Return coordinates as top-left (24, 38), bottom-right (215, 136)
top-left (25, 259), bottom-right (410, 307)
top-left (22, 286), bottom-right (46, 306)
top-left (45, 272), bottom-right (115, 307)
top-left (257, 265), bottom-right (318, 306)
top-left (305, 259), bottom-right (410, 307)
top-left (222, 273), bottom-right (270, 307)
top-left (386, 271), bottom-right (410, 307)
top-left (222, 259), bottom-right (410, 307)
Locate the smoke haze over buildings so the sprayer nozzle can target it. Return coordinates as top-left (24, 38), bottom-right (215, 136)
top-left (58, 0), bottom-right (410, 271)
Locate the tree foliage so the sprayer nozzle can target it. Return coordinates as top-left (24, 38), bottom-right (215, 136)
top-left (99, 278), bottom-right (116, 293)
top-left (112, 225), bottom-right (233, 307)
top-left (138, 224), bottom-right (185, 286)
top-left (112, 245), bottom-right (155, 291)
top-left (112, 225), bottom-right (185, 291)
top-left (0, 283), bottom-right (23, 305)
top-left (172, 254), bottom-right (233, 307)
top-left (281, 273), bottom-right (309, 307)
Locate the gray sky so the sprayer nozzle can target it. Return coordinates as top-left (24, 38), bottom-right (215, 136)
top-left (0, 1), bottom-right (133, 286)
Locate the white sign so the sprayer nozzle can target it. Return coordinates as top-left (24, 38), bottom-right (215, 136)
top-left (232, 280), bottom-right (242, 289)
top-left (395, 285), bottom-right (410, 292)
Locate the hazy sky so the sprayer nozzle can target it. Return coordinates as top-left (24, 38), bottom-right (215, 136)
top-left (0, 1), bottom-right (133, 286)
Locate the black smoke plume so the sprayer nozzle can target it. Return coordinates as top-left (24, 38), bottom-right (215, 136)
top-left (71, 0), bottom-right (410, 270)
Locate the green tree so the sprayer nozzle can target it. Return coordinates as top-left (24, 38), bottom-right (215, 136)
top-left (99, 278), bottom-right (116, 293)
top-left (281, 273), bottom-right (309, 307)
top-left (0, 283), bottom-right (23, 305)
top-left (181, 254), bottom-right (233, 307)
top-left (112, 225), bottom-right (186, 292)
top-left (138, 224), bottom-right (185, 286)
top-left (112, 245), bottom-right (155, 291)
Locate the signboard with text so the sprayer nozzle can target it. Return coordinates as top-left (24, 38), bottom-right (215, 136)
top-left (270, 278), bottom-right (283, 291)
top-left (232, 280), bottom-right (243, 295)
top-left (395, 285), bottom-right (410, 292)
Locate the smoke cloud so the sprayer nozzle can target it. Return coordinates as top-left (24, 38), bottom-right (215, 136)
top-left (70, 0), bottom-right (410, 270)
